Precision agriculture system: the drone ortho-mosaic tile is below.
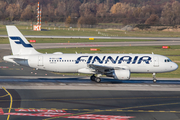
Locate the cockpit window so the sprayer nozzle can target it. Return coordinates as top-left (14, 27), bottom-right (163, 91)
top-left (164, 59), bottom-right (172, 62)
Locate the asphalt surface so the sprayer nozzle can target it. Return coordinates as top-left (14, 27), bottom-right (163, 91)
top-left (0, 61), bottom-right (56, 76)
top-left (1, 89), bottom-right (180, 120)
top-left (1, 59), bottom-right (180, 120)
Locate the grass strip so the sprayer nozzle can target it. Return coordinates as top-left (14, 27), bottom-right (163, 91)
top-left (0, 37), bottom-right (151, 44)
top-left (0, 25), bottom-right (180, 37)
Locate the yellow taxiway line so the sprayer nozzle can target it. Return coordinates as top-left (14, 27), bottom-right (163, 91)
top-left (2, 87), bottom-right (13, 120)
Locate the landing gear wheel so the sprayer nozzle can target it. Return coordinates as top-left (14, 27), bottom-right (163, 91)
top-left (152, 73), bottom-right (157, 83)
top-left (95, 77), bottom-right (101, 83)
top-left (153, 79), bottom-right (157, 83)
top-left (90, 74), bottom-right (96, 81)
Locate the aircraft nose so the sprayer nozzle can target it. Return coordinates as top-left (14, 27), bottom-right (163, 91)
top-left (171, 62), bottom-right (178, 71)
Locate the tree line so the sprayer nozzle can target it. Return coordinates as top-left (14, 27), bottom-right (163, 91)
top-left (1, 0), bottom-right (180, 25)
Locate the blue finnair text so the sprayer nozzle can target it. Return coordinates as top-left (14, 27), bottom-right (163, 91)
top-left (75, 56), bottom-right (152, 64)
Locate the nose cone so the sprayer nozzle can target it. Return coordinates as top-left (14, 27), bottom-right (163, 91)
top-left (171, 62), bottom-right (178, 71)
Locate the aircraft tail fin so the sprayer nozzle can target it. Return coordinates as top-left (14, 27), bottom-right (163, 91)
top-left (6, 25), bottom-right (40, 55)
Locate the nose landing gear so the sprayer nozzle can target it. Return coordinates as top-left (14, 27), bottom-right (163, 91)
top-left (153, 73), bottom-right (157, 83)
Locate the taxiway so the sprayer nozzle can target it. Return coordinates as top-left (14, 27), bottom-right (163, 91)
top-left (1, 41), bottom-right (180, 49)
top-left (0, 85), bottom-right (180, 120)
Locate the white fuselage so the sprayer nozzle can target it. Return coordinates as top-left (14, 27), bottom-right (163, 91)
top-left (4, 53), bottom-right (178, 74)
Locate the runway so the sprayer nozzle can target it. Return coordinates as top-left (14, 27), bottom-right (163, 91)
top-left (0, 61), bottom-right (180, 120)
top-left (0, 60), bottom-right (180, 119)
top-left (0, 61), bottom-right (180, 88)
top-left (0, 63), bottom-right (180, 120)
top-left (1, 41), bottom-right (180, 49)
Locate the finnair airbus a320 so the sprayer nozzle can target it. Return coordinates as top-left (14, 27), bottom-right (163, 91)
top-left (3, 26), bottom-right (178, 83)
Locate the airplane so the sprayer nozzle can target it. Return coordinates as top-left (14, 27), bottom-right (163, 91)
top-left (3, 26), bottom-right (178, 83)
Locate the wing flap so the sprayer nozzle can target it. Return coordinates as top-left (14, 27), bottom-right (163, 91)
top-left (88, 64), bottom-right (129, 74)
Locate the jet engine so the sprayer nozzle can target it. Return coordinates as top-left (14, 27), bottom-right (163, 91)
top-left (112, 69), bottom-right (130, 80)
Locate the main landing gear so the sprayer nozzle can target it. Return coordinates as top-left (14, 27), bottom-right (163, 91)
top-left (153, 73), bottom-right (157, 83)
top-left (90, 74), bottom-right (101, 83)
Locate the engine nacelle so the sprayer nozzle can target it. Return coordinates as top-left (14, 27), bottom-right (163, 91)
top-left (112, 69), bottom-right (130, 80)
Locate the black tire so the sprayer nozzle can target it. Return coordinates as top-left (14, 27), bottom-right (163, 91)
top-left (153, 79), bottom-right (157, 83)
top-left (95, 77), bottom-right (101, 83)
top-left (90, 75), bottom-right (96, 81)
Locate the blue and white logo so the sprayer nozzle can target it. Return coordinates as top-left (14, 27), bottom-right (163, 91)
top-left (10, 37), bottom-right (32, 47)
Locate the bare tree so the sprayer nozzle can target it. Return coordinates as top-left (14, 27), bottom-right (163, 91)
top-left (20, 4), bottom-right (36, 21)
top-left (6, 3), bottom-right (22, 21)
top-left (110, 2), bottom-right (133, 14)
top-left (78, 16), bottom-right (97, 27)
top-left (96, 3), bottom-right (108, 18)
top-left (0, 1), bottom-right (7, 19)
top-left (83, 0), bottom-right (87, 3)
top-left (96, 0), bottom-right (100, 5)
top-left (145, 14), bottom-right (159, 25)
top-left (79, 2), bottom-right (97, 17)
top-left (55, 0), bottom-right (80, 19)
top-left (159, 1), bottom-right (180, 25)
top-left (65, 16), bottom-right (71, 26)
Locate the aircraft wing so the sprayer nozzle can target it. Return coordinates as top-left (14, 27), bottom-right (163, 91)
top-left (88, 64), bottom-right (128, 74)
